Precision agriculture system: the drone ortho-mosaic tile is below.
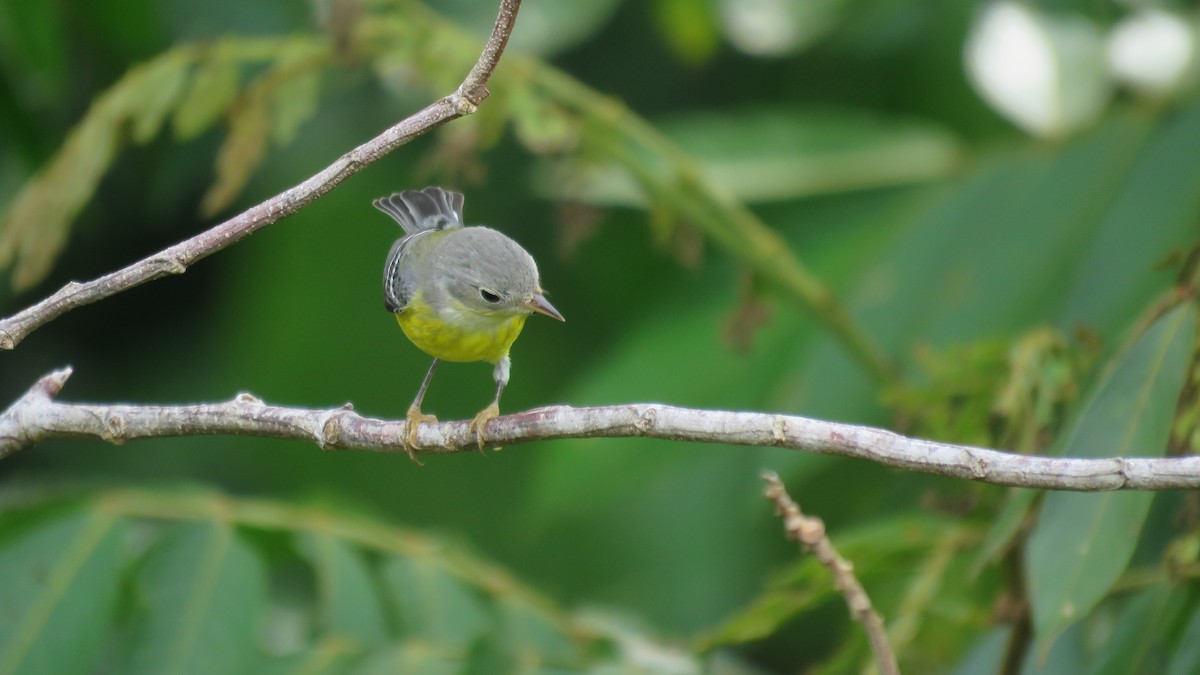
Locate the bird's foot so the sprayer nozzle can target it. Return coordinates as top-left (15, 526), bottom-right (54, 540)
top-left (468, 402), bottom-right (500, 454)
top-left (404, 406), bottom-right (438, 464)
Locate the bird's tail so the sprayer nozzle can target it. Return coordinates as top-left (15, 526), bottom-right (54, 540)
top-left (373, 186), bottom-right (465, 235)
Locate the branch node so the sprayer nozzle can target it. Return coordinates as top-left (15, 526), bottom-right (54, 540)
top-left (316, 407), bottom-right (359, 450)
top-left (318, 417), bottom-right (339, 450)
top-left (451, 89), bottom-right (482, 115)
top-left (847, 591), bottom-right (872, 615)
top-left (34, 368), bottom-right (74, 399)
top-left (0, 331), bottom-right (12, 350)
top-left (102, 415), bottom-right (127, 444)
top-left (796, 516), bottom-right (825, 545)
top-left (152, 256), bottom-right (188, 276)
top-left (1118, 458), bottom-right (1132, 488)
top-left (234, 393), bottom-right (264, 405)
top-left (968, 452), bottom-right (989, 480)
top-left (771, 417), bottom-right (789, 446)
top-left (635, 406), bottom-right (658, 434)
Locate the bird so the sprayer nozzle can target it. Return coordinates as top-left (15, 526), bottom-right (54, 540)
top-left (375, 186), bottom-right (564, 461)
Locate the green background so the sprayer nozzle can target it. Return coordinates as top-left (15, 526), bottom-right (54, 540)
top-left (2, 0), bottom-right (1200, 672)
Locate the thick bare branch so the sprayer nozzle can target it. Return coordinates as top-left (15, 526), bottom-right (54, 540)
top-left (762, 471), bottom-right (900, 675)
top-left (0, 0), bottom-right (523, 351)
top-left (3, 369), bottom-right (1200, 491)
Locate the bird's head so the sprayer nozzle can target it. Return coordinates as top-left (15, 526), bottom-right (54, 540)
top-left (438, 227), bottom-right (564, 322)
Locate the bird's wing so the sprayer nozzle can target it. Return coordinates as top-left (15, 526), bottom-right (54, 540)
top-left (373, 186), bottom-right (465, 235)
top-left (383, 235), bottom-right (412, 313)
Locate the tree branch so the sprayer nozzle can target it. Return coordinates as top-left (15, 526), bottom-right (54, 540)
top-left (761, 471), bottom-right (900, 675)
top-left (4, 368), bottom-right (1200, 491)
top-left (0, 0), bottom-right (523, 351)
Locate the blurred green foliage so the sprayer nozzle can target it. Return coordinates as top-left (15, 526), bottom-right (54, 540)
top-left (2, 0), bottom-right (1200, 673)
top-left (0, 489), bottom-right (695, 673)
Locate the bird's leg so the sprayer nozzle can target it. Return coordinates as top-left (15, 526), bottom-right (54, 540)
top-left (469, 356), bottom-right (509, 452)
top-left (468, 384), bottom-right (503, 454)
top-left (404, 358), bottom-right (440, 463)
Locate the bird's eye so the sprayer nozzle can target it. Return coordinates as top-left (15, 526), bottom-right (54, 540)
top-left (480, 289), bottom-right (501, 303)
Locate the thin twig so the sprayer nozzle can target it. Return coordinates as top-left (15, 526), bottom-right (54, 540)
top-left (0, 0), bottom-right (523, 351)
top-left (3, 368), bottom-right (1200, 491)
top-left (761, 471), bottom-right (900, 675)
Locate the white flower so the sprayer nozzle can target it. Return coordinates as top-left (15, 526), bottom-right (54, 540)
top-left (965, 2), bottom-right (1110, 137)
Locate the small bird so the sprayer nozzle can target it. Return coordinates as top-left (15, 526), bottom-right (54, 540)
top-left (375, 186), bottom-right (564, 460)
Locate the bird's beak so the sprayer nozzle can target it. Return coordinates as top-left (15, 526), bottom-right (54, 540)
top-left (524, 293), bottom-right (565, 321)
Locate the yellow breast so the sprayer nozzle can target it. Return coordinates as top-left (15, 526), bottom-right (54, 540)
top-left (397, 293), bottom-right (528, 364)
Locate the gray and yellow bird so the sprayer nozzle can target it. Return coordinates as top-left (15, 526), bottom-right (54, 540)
top-left (375, 187), bottom-right (564, 459)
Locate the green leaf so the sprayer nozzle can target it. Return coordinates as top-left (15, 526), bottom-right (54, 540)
top-left (951, 627), bottom-right (1009, 675)
top-left (270, 69), bottom-right (321, 145)
top-left (1089, 584), bottom-right (1180, 675)
top-left (1019, 620), bottom-right (1087, 674)
top-left (347, 643), bottom-right (463, 675)
top-left (252, 638), bottom-right (358, 675)
top-left (510, 88), bottom-right (578, 154)
top-left (461, 632), bottom-right (516, 675)
top-left (1063, 104), bottom-right (1200, 337)
top-left (124, 48), bottom-right (192, 144)
top-left (118, 521), bottom-right (267, 675)
top-left (794, 116), bottom-right (1151, 420)
top-left (467, 593), bottom-right (688, 672)
top-left (1166, 601), bottom-right (1200, 675)
top-left (971, 488), bottom-right (1037, 575)
top-left (1025, 302), bottom-right (1196, 648)
top-left (0, 507), bottom-right (126, 675)
top-left (0, 489), bottom-right (691, 674)
top-left (0, 37), bottom-right (311, 290)
top-left (173, 50), bottom-right (241, 140)
top-left (494, 600), bottom-right (582, 667)
top-left (544, 107), bottom-right (960, 205)
top-left (0, 91), bottom-right (121, 289)
top-left (297, 531), bottom-right (391, 646)
top-left (201, 87), bottom-right (270, 216)
top-left (267, 41), bottom-right (326, 146)
top-left (380, 555), bottom-right (489, 650)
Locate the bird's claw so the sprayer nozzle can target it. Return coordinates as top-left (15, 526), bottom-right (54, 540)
top-left (404, 406), bottom-right (438, 464)
top-left (468, 402), bottom-right (500, 454)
